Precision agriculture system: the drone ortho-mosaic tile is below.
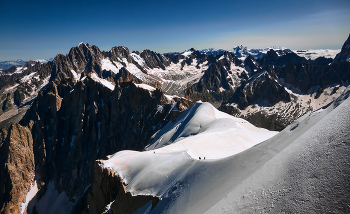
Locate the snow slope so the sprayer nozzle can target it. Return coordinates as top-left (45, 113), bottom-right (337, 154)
top-left (102, 102), bottom-right (277, 200)
top-left (204, 88), bottom-right (350, 214)
top-left (25, 181), bottom-right (72, 214)
top-left (144, 102), bottom-right (277, 159)
top-left (103, 88), bottom-right (350, 213)
top-left (90, 73), bottom-right (115, 91)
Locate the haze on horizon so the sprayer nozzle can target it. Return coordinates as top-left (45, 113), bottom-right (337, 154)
top-left (1, 0), bottom-right (349, 61)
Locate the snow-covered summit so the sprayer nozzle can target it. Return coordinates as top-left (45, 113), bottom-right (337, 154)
top-left (199, 48), bottom-right (226, 56)
top-left (144, 102), bottom-right (277, 159)
top-left (102, 101), bottom-right (277, 199)
top-left (102, 87), bottom-right (350, 214)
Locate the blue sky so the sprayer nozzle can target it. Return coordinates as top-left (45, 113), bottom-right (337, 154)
top-left (0, 0), bottom-right (349, 61)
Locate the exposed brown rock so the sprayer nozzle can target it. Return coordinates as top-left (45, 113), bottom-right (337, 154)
top-left (15, 77), bottom-right (184, 213)
top-left (0, 124), bottom-right (34, 214)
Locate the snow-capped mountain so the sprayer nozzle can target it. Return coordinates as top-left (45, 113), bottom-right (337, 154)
top-left (97, 88), bottom-right (350, 213)
top-left (0, 35), bottom-right (350, 214)
top-left (334, 34), bottom-right (350, 62)
top-left (229, 45), bottom-right (293, 59)
top-left (0, 40), bottom-right (348, 132)
top-left (170, 45), bottom-right (335, 61)
top-left (0, 59), bottom-right (27, 70)
top-left (0, 59), bottom-right (50, 71)
top-left (184, 46), bottom-right (294, 60)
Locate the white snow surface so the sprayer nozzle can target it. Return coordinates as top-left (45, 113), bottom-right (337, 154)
top-left (21, 182), bottom-right (38, 214)
top-left (135, 83), bottom-right (156, 92)
top-left (70, 69), bottom-right (80, 81)
top-left (145, 102), bottom-right (277, 159)
top-left (15, 66), bottom-right (27, 73)
top-left (181, 50), bottom-right (193, 57)
top-left (101, 58), bottom-right (121, 74)
top-left (20, 72), bottom-right (37, 83)
top-left (34, 59), bottom-right (48, 63)
top-left (103, 102), bottom-right (277, 196)
top-left (5, 83), bottom-right (19, 92)
top-left (147, 58), bottom-right (208, 95)
top-left (131, 53), bottom-right (146, 66)
top-left (102, 89), bottom-right (350, 213)
top-left (25, 181), bottom-right (72, 214)
top-left (90, 73), bottom-right (115, 91)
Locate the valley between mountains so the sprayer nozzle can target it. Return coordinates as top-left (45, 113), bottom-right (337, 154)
top-left (0, 35), bottom-right (350, 214)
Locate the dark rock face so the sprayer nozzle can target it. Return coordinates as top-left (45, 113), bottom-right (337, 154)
top-left (164, 53), bottom-right (184, 64)
top-left (0, 124), bottom-right (34, 214)
top-left (275, 62), bottom-right (350, 94)
top-left (258, 49), bottom-right (308, 67)
top-left (17, 76), bottom-right (188, 213)
top-left (232, 70), bottom-right (291, 109)
top-left (2, 94), bottom-right (13, 112)
top-left (191, 52), bottom-right (241, 93)
top-left (83, 161), bottom-right (159, 214)
top-left (258, 49), bottom-right (279, 66)
top-left (14, 89), bottom-right (25, 106)
top-left (3, 41), bottom-right (345, 135)
top-left (185, 41), bottom-right (350, 130)
top-left (218, 103), bottom-right (241, 117)
top-left (244, 55), bottom-right (260, 73)
top-left (311, 57), bottom-right (333, 66)
top-left (0, 61), bottom-right (48, 114)
top-left (242, 110), bottom-right (294, 131)
top-left (334, 34), bottom-right (350, 62)
top-left (140, 49), bottom-right (170, 70)
top-left (50, 43), bottom-right (104, 82)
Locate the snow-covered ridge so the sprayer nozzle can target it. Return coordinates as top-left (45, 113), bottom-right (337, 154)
top-left (145, 102), bottom-right (277, 159)
top-left (102, 88), bottom-right (350, 213)
top-left (103, 102), bottom-right (277, 197)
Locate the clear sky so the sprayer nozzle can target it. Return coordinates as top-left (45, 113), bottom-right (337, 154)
top-left (1, 0), bottom-right (349, 61)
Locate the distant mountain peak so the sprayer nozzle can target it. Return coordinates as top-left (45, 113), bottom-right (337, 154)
top-left (333, 34), bottom-right (350, 62)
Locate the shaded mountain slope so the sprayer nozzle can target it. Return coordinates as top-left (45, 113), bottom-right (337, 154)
top-left (98, 89), bottom-right (350, 214)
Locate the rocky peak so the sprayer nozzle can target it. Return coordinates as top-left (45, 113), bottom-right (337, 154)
top-left (215, 51), bottom-right (237, 69)
top-left (266, 49), bottom-right (279, 59)
top-left (333, 34), bottom-right (350, 62)
top-left (140, 49), bottom-right (170, 70)
top-left (164, 53), bottom-right (184, 64)
top-left (108, 46), bottom-right (131, 61)
top-left (244, 55), bottom-right (260, 73)
top-left (49, 43), bottom-right (104, 82)
top-left (180, 48), bottom-right (210, 68)
top-left (190, 59), bottom-right (233, 93)
top-left (229, 70), bottom-right (291, 109)
top-left (232, 45), bottom-right (249, 58)
top-left (199, 48), bottom-right (226, 56)
top-left (15, 75), bottom-right (188, 212)
top-left (258, 49), bottom-right (308, 68)
top-left (0, 124), bottom-right (34, 214)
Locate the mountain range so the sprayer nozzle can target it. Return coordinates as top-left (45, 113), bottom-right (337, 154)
top-left (0, 34), bottom-right (349, 214)
top-left (0, 59), bottom-right (49, 71)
